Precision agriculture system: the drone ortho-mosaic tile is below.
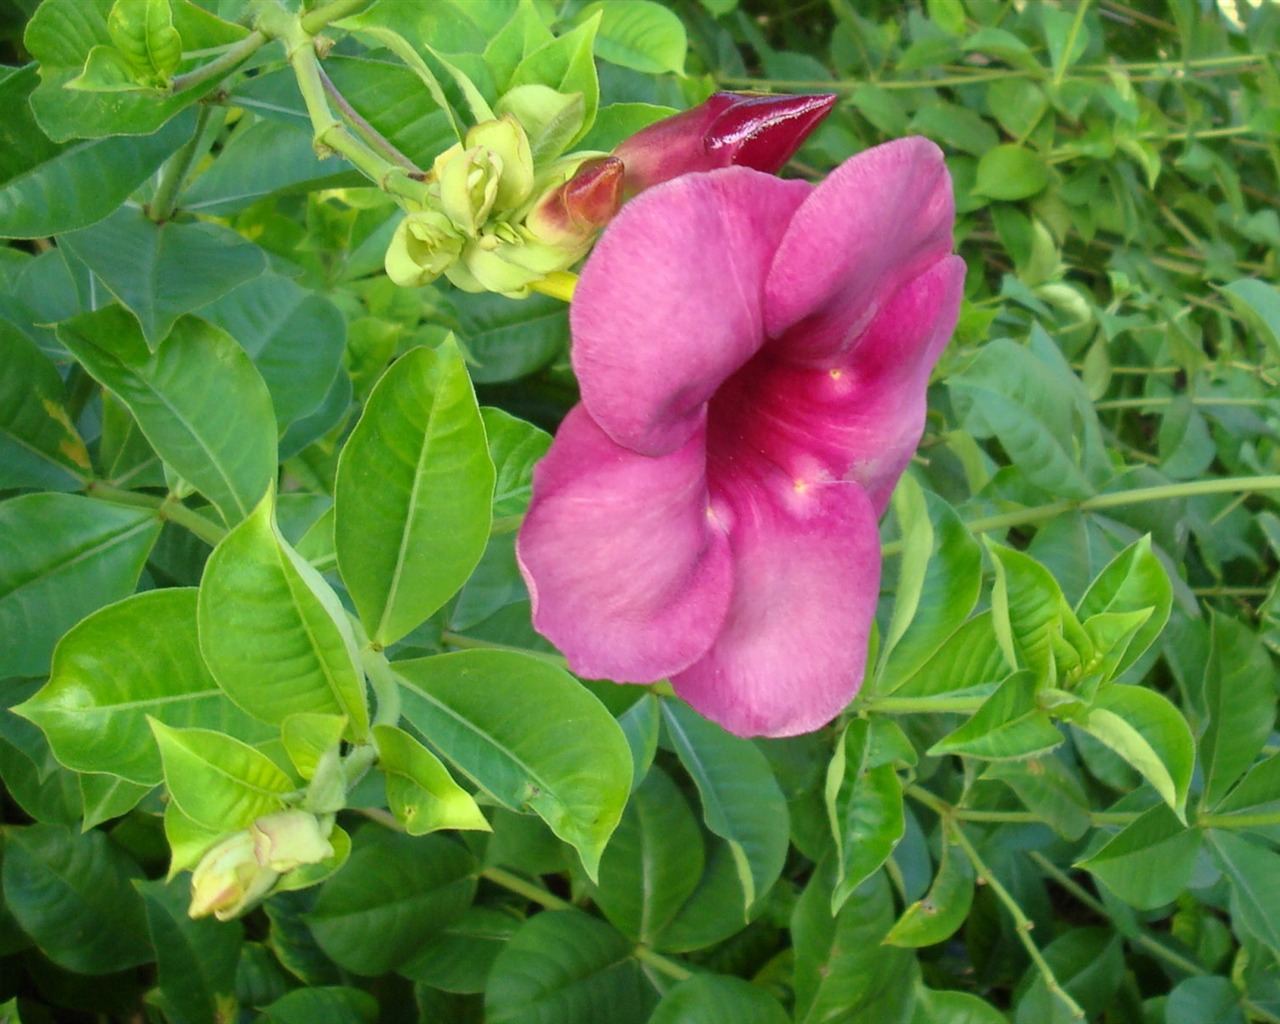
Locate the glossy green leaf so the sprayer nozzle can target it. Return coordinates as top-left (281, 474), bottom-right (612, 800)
top-left (306, 828), bottom-right (477, 976)
top-left (394, 650), bottom-right (631, 881)
top-left (374, 723), bottom-right (490, 835)
top-left (59, 206), bottom-right (266, 347)
top-left (1198, 613), bottom-right (1276, 809)
top-left (577, 0), bottom-right (687, 75)
top-left (335, 342), bottom-right (494, 646)
top-left (106, 0), bottom-right (182, 85)
top-left (1165, 976), bottom-right (1247, 1024)
top-left (885, 832), bottom-right (976, 947)
top-left (2, 823), bottom-right (150, 974)
top-left (1208, 830), bottom-right (1280, 955)
top-left (0, 492), bottom-right (160, 678)
top-left (508, 15), bottom-right (601, 149)
top-left (0, 320), bottom-right (90, 491)
top-left (1209, 751), bottom-right (1280, 823)
top-left (454, 290), bottom-right (569, 384)
top-left (57, 309), bottom-right (275, 526)
top-left (890, 610), bottom-right (1007, 699)
top-left (280, 712), bottom-right (346, 782)
top-left (137, 876), bottom-right (242, 1024)
top-left (912, 986), bottom-right (1009, 1024)
top-left (15, 588), bottom-right (270, 785)
top-left (982, 756), bottom-right (1091, 840)
top-left (197, 273), bottom-right (347, 433)
top-left (649, 975), bottom-right (788, 1024)
top-left (485, 407), bottom-right (552, 519)
top-left (826, 719), bottom-right (907, 912)
top-left (399, 906), bottom-right (519, 993)
top-left (987, 542), bottom-right (1077, 680)
top-left (792, 867), bottom-right (916, 1024)
top-left (1014, 928), bottom-right (1124, 1024)
top-left (0, 684), bottom-right (85, 827)
top-left (0, 65), bottom-right (195, 236)
top-left (257, 987), bottom-right (379, 1024)
top-left (79, 772), bottom-right (151, 830)
top-left (1066, 685), bottom-right (1194, 819)
top-left (151, 721), bottom-right (293, 832)
top-left (485, 909), bottom-right (657, 1024)
top-left (662, 699), bottom-right (789, 913)
top-left (198, 494), bottom-right (370, 738)
top-left (590, 763), bottom-right (704, 942)
top-left (880, 473), bottom-right (933, 669)
top-left (1079, 802), bottom-right (1200, 909)
top-left (930, 672), bottom-right (1063, 761)
top-left (1076, 536), bottom-right (1172, 680)
top-left (652, 835), bottom-right (751, 953)
top-left (973, 144), bottom-right (1050, 200)
top-left (1221, 278), bottom-right (1280, 362)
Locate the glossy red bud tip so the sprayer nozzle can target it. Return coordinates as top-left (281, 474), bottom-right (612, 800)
top-left (528, 156), bottom-right (625, 247)
top-left (615, 91), bottom-right (837, 196)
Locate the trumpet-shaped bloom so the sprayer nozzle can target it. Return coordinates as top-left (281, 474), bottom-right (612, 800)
top-left (516, 138), bottom-right (964, 738)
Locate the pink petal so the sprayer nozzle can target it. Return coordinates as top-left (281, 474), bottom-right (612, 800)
top-left (713, 256), bottom-right (964, 517)
top-left (670, 477), bottom-right (881, 738)
top-left (764, 137), bottom-right (956, 365)
top-left (571, 168), bottom-right (811, 457)
top-left (516, 406), bottom-right (732, 682)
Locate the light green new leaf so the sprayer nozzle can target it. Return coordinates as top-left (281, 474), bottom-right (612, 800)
top-left (484, 0), bottom-right (555, 92)
top-left (80, 772), bottom-right (151, 830)
top-left (826, 719), bottom-right (908, 912)
top-left (885, 831), bottom-right (975, 947)
top-left (1221, 278), bottom-right (1280, 363)
top-left (306, 828), bottom-right (476, 976)
top-left (973, 144), bottom-right (1050, 200)
top-left (1066, 685), bottom-right (1194, 819)
top-left (889, 611), bottom-right (1007, 700)
top-left (930, 671), bottom-right (1064, 761)
top-left (150, 721), bottom-right (293, 831)
top-left (394, 649), bottom-right (631, 881)
top-left (335, 343), bottom-right (494, 647)
top-left (484, 407), bottom-right (551, 519)
top-left (1079, 802), bottom-right (1201, 909)
top-left (373, 723), bottom-right (490, 835)
top-left (880, 474), bottom-right (933, 670)
top-left (0, 492), bottom-right (160, 678)
top-left (59, 206), bottom-right (267, 347)
top-left (107, 0), bottom-right (182, 85)
top-left (988, 541), bottom-right (1079, 681)
top-left (15, 588), bottom-right (272, 786)
top-left (508, 14), bottom-right (601, 148)
top-left (0, 321), bottom-right (90, 491)
top-left (485, 909), bottom-right (658, 1024)
top-left (57, 309), bottom-right (275, 527)
top-left (649, 975), bottom-right (788, 1024)
top-left (0, 64), bottom-right (196, 237)
top-left (590, 764), bottom-right (704, 943)
top-left (3, 823), bottom-right (151, 975)
top-left (661, 699), bottom-right (789, 914)
top-left (1076, 535), bottom-right (1172, 680)
top-left (1207, 831), bottom-right (1280, 956)
top-left (163, 799), bottom-right (222, 876)
top-left (1198, 613), bottom-right (1276, 809)
top-left (280, 712), bottom-right (346, 781)
top-left (198, 494), bottom-right (370, 738)
top-left (576, 1), bottom-right (687, 75)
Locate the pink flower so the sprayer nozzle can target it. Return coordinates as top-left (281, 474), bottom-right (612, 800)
top-left (516, 138), bottom-right (964, 737)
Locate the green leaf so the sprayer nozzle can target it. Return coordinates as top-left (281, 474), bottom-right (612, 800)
top-left (280, 712), bottom-right (346, 781)
top-left (136, 876), bottom-right (242, 1024)
top-left (982, 756), bottom-right (1092, 840)
top-left (257, 987), bottom-right (379, 1024)
top-left (198, 273), bottom-right (347, 434)
top-left (14, 588), bottom-right (271, 785)
top-left (0, 320), bottom-right (91, 490)
top-left (826, 719), bottom-right (907, 912)
top-left (150, 721), bottom-right (293, 831)
top-left (661, 699), bottom-right (789, 914)
top-left (792, 867), bottom-right (916, 1024)
top-left (508, 15), bottom-right (601, 149)
top-left (1014, 928), bottom-right (1124, 1024)
top-left (1209, 751), bottom-right (1280, 823)
top-left (2, 823), bottom-right (150, 974)
top-left (399, 906), bottom-right (519, 992)
top-left (1207, 830), bottom-right (1280, 956)
top-left (80, 772), bottom-right (151, 829)
top-left (649, 974), bottom-right (788, 1024)
top-left (373, 723), bottom-right (490, 835)
top-left (1076, 536), bottom-right (1172, 680)
top-left (912, 986), bottom-right (1009, 1024)
top-left (394, 649), bottom-right (631, 881)
top-left (0, 67), bottom-right (195, 237)
top-left (576, 1), bottom-right (686, 76)
top-left (1221, 279), bottom-right (1280, 362)
top-left (336, 343), bottom-right (493, 646)
top-left (651, 836), bottom-right (751, 953)
top-left (306, 828), bottom-right (476, 976)
top-left (107, 0), bottom-right (182, 86)
top-left (577, 101), bottom-right (675, 152)
top-left (987, 542), bottom-right (1076, 681)
top-left (930, 671), bottom-right (1064, 761)
top-left (454, 289), bottom-right (569, 384)
top-left (1165, 977), bottom-right (1247, 1024)
top-left (57, 309), bottom-right (276, 527)
top-left (590, 764), bottom-right (704, 942)
top-left (198, 494), bottom-right (370, 738)
top-left (889, 611), bottom-right (1007, 699)
top-left (59, 206), bottom-right (266, 347)
top-left (1066, 685), bottom-right (1194, 819)
top-left (1198, 613), bottom-right (1276, 809)
top-left (484, 0), bottom-right (555, 92)
top-left (0, 492), bottom-right (160, 678)
top-left (1079, 802), bottom-right (1200, 909)
top-left (973, 145), bottom-right (1050, 200)
top-left (885, 832), bottom-right (976, 947)
top-left (484, 407), bottom-right (551, 519)
top-left (485, 909), bottom-right (658, 1024)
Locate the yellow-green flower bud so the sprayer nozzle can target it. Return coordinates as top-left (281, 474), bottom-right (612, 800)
top-left (435, 144), bottom-right (502, 237)
top-left (466, 115), bottom-right (535, 212)
top-left (447, 225), bottom-right (580, 298)
top-left (188, 830), bottom-right (279, 921)
top-left (250, 810), bottom-right (334, 873)
top-left (385, 210), bottom-right (465, 287)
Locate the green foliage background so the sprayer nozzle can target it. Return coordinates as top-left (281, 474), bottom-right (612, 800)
top-left (3, 1), bottom-right (1280, 1022)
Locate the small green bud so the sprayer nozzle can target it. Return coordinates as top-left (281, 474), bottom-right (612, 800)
top-left (385, 210), bottom-right (465, 287)
top-left (250, 810), bottom-right (334, 873)
top-left (436, 143), bottom-right (502, 237)
top-left (188, 830), bottom-right (279, 921)
top-left (467, 115), bottom-right (535, 211)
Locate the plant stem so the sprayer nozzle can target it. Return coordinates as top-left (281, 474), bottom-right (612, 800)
top-left (84, 481), bottom-right (227, 546)
top-left (1052, 0), bottom-right (1091, 87)
top-left (862, 694), bottom-right (988, 715)
top-left (149, 104), bottom-right (217, 222)
top-left (316, 61), bottom-right (421, 173)
top-left (170, 28), bottom-right (267, 93)
top-left (299, 0), bottom-right (372, 35)
top-left (490, 514), bottom-right (524, 536)
top-left (949, 827), bottom-right (1088, 1021)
